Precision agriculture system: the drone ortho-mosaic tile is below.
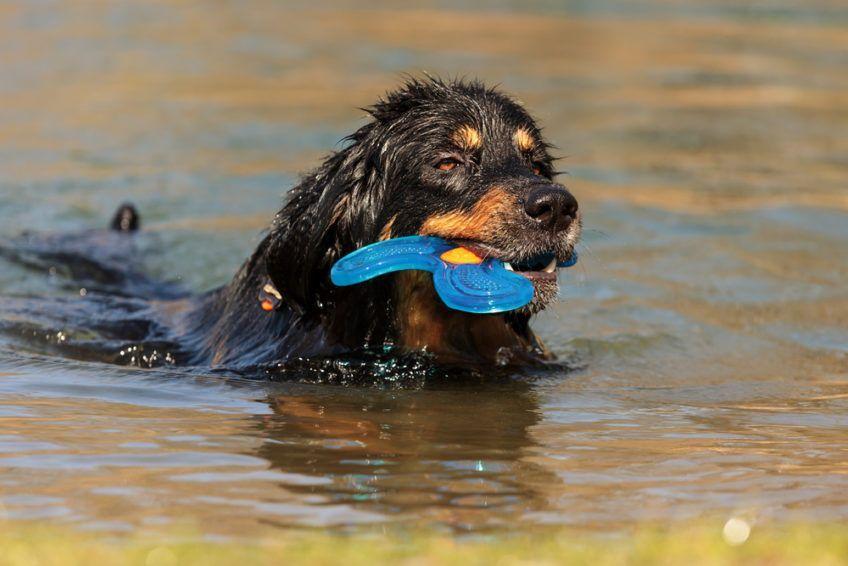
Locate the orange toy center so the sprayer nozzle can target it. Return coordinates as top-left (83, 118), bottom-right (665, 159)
top-left (440, 247), bottom-right (483, 265)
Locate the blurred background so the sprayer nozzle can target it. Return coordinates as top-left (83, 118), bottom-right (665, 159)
top-left (0, 0), bottom-right (846, 538)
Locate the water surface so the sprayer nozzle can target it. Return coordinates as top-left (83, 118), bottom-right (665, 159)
top-left (0, 0), bottom-right (846, 537)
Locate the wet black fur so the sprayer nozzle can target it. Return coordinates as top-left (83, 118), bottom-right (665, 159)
top-left (0, 77), bottom-right (579, 374)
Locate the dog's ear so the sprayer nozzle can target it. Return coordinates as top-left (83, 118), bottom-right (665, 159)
top-left (263, 123), bottom-right (393, 315)
top-left (261, 77), bottom-right (457, 316)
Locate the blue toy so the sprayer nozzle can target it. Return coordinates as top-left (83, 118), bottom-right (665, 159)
top-left (330, 235), bottom-right (578, 314)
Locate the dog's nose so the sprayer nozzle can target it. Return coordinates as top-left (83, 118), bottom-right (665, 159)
top-left (523, 185), bottom-right (578, 232)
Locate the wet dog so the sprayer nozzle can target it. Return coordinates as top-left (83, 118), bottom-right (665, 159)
top-left (1, 77), bottom-right (581, 373)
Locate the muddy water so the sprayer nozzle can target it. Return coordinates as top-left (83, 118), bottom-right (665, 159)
top-left (0, 0), bottom-right (847, 536)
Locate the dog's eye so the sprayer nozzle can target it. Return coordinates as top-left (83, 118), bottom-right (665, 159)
top-left (435, 158), bottom-right (461, 172)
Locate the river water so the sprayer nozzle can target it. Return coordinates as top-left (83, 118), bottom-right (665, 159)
top-left (0, 0), bottom-right (846, 537)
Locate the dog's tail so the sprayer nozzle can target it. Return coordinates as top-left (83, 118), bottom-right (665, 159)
top-left (110, 202), bottom-right (141, 233)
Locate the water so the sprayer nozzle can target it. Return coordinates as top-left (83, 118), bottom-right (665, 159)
top-left (0, 0), bottom-right (846, 537)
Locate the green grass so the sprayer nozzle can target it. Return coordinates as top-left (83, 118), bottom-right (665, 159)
top-left (1, 521), bottom-right (846, 565)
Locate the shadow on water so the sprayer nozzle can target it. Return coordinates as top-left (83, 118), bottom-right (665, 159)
top-left (0, 346), bottom-right (558, 532)
top-left (252, 380), bottom-right (552, 530)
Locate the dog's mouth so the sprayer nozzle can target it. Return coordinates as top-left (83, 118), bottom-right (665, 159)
top-left (431, 238), bottom-right (577, 313)
top-left (454, 241), bottom-right (568, 282)
top-left (503, 252), bottom-right (559, 281)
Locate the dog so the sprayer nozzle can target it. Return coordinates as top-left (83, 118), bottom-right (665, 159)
top-left (1, 77), bottom-right (581, 374)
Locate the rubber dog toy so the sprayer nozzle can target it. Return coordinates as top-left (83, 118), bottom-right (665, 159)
top-left (330, 236), bottom-right (577, 314)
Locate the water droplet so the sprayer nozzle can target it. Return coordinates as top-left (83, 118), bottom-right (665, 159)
top-left (723, 517), bottom-right (751, 546)
top-left (495, 347), bottom-right (513, 366)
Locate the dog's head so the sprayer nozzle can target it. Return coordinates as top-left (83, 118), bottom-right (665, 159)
top-left (266, 77), bottom-right (580, 342)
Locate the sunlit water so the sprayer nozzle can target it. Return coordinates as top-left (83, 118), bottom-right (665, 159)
top-left (0, 0), bottom-right (846, 537)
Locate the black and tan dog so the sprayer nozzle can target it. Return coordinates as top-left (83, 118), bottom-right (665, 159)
top-left (2, 77), bottom-right (581, 373)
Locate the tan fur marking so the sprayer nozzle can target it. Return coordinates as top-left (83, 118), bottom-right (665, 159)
top-left (513, 127), bottom-right (535, 152)
top-left (451, 125), bottom-right (482, 151)
top-left (379, 215), bottom-right (396, 241)
top-left (419, 188), bottom-right (512, 242)
top-left (394, 271), bottom-right (447, 350)
top-left (393, 271), bottom-right (541, 364)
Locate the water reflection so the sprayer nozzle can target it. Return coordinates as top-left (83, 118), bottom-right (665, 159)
top-left (255, 383), bottom-right (550, 529)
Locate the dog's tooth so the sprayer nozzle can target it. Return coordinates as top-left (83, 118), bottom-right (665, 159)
top-left (544, 257), bottom-right (557, 273)
top-left (504, 262), bottom-right (514, 271)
